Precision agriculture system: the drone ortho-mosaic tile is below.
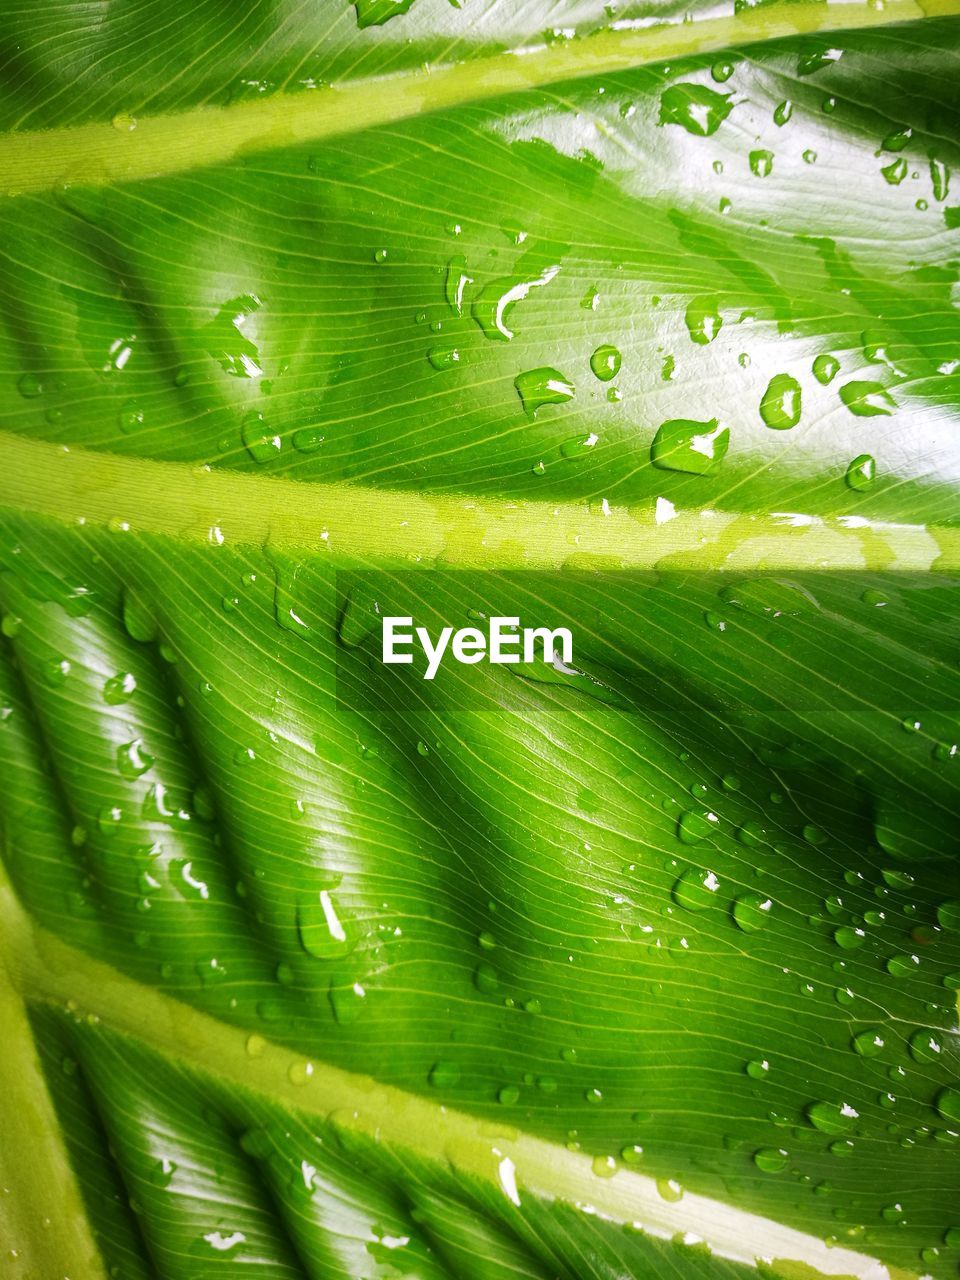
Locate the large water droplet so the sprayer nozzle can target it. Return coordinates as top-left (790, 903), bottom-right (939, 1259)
top-left (806, 1100), bottom-right (858, 1133)
top-left (202, 295), bottom-right (263, 378)
top-left (650, 418), bottom-right (729, 474)
top-left (759, 374), bottom-right (802, 430)
top-left (297, 891), bottom-right (357, 960)
top-left (685, 298), bottom-right (722, 345)
top-left (838, 381), bottom-right (896, 417)
top-left (812, 353), bottom-right (840, 385)
top-left (514, 367), bottom-right (574, 416)
top-left (754, 1147), bottom-right (788, 1172)
top-left (672, 866), bottom-right (720, 910)
top-left (659, 84), bottom-right (733, 136)
top-left (590, 345), bottom-right (621, 381)
top-left (472, 265), bottom-right (559, 341)
top-left (241, 411), bottom-right (281, 461)
top-left (845, 454), bottom-right (876, 491)
top-left (732, 893), bottom-right (772, 932)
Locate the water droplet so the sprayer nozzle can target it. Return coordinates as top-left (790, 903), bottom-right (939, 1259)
top-left (111, 112), bottom-right (137, 132)
top-left (732, 894), bottom-right (772, 932)
top-left (845, 454), bottom-right (876, 491)
top-left (673, 866), bottom-right (720, 910)
top-left (560, 432), bottom-right (598, 459)
top-left (472, 265), bottom-right (559, 341)
top-left (812, 353), bottom-right (840, 385)
top-left (474, 961), bottom-right (498, 993)
top-left (292, 427), bottom-right (325, 453)
top-left (428, 345), bottom-right (460, 370)
top-left (806, 1100), bottom-right (858, 1134)
top-left (797, 47), bottom-right (843, 76)
top-left (659, 84), bottom-right (733, 136)
top-left (119, 401), bottom-right (144, 433)
top-left (590, 345), bottom-right (621, 381)
top-left (833, 926), bottom-right (865, 951)
top-left (760, 373), bottom-right (802, 430)
top-left (103, 672), bottom-right (136, 705)
top-left (936, 900), bottom-right (960, 931)
top-left (329, 981), bottom-right (366, 1024)
top-left (17, 372), bottom-right (43, 398)
top-left (656, 1177), bottom-right (684, 1202)
top-left (117, 739), bottom-right (153, 779)
top-left (839, 381), bottom-right (896, 417)
top-left (241, 411), bottom-right (281, 461)
top-left (650, 418), bottom-right (728, 474)
top-left (592, 1155), bottom-right (617, 1178)
top-left (685, 298), bottom-right (722, 345)
top-left (887, 953), bottom-right (919, 977)
top-left (930, 157), bottom-right (950, 202)
top-left (514, 367), bottom-right (574, 416)
top-left (296, 891), bottom-right (357, 960)
top-left (882, 127), bottom-right (912, 152)
top-left (288, 1060), bottom-right (314, 1086)
top-left (773, 100), bottom-right (793, 126)
top-left (148, 1156), bottom-right (176, 1187)
top-left (737, 821), bottom-right (767, 847)
top-left (445, 256), bottom-right (473, 315)
top-left (585, 1087), bottom-right (603, 1105)
top-left (45, 658), bottom-right (71, 686)
top-left (750, 149), bottom-right (774, 177)
top-left (754, 1147), bottom-right (788, 1173)
top-left (677, 810), bottom-right (719, 844)
top-left (746, 1058), bottom-right (770, 1079)
top-left (429, 1061), bottom-right (461, 1087)
top-left (711, 60), bottom-right (735, 82)
top-left (882, 158), bottom-right (908, 186)
top-left (908, 1029), bottom-right (941, 1063)
top-left (202, 295), bottom-right (262, 378)
top-left (852, 1029), bottom-right (885, 1057)
top-left (935, 1088), bottom-right (960, 1123)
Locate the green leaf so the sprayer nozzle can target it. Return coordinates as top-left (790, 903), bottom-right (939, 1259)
top-left (1, 3), bottom-right (959, 1279)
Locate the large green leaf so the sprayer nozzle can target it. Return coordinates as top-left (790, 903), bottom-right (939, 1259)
top-left (1, 3), bottom-right (959, 1280)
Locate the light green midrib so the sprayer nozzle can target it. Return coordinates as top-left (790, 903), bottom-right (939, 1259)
top-left (0, 881), bottom-right (109, 1280)
top-left (0, 431), bottom-right (957, 571)
top-left (0, 877), bottom-right (924, 1280)
top-left (0, 0), bottom-right (957, 196)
